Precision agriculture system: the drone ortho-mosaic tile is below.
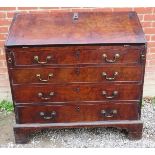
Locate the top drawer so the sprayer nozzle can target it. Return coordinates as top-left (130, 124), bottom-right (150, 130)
top-left (6, 45), bottom-right (145, 67)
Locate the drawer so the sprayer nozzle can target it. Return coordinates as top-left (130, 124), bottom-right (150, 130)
top-left (10, 66), bottom-right (142, 84)
top-left (13, 84), bottom-right (141, 103)
top-left (8, 45), bottom-right (144, 66)
top-left (15, 103), bottom-right (139, 123)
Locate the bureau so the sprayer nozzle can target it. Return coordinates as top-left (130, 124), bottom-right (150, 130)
top-left (5, 12), bottom-right (147, 144)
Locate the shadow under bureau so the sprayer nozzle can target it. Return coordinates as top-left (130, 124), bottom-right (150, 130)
top-left (5, 12), bottom-right (147, 143)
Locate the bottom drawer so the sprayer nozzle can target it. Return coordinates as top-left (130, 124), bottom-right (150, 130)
top-left (15, 103), bottom-right (140, 124)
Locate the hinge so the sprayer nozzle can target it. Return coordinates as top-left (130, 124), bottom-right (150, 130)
top-left (8, 57), bottom-right (12, 64)
top-left (141, 54), bottom-right (146, 61)
top-left (5, 48), bottom-right (14, 65)
top-left (144, 44), bottom-right (147, 50)
top-left (140, 45), bottom-right (147, 63)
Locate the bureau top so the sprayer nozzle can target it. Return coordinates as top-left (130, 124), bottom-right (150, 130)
top-left (5, 12), bottom-right (146, 46)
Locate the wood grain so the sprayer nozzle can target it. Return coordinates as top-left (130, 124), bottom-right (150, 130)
top-left (4, 12), bottom-right (146, 143)
top-left (13, 84), bottom-right (141, 103)
top-left (7, 45), bottom-right (144, 66)
top-left (15, 103), bottom-right (139, 123)
top-left (6, 12), bottom-right (146, 46)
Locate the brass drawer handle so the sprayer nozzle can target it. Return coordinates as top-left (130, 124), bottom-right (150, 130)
top-left (102, 72), bottom-right (118, 81)
top-left (34, 55), bottom-right (52, 64)
top-left (102, 91), bottom-right (118, 99)
top-left (102, 53), bottom-right (120, 63)
top-left (40, 111), bottom-right (56, 120)
top-left (36, 73), bottom-right (53, 82)
top-left (101, 109), bottom-right (117, 118)
top-left (38, 92), bottom-right (54, 100)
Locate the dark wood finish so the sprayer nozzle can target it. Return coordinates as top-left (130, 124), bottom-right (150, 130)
top-left (5, 12), bottom-right (146, 143)
top-left (6, 12), bottom-right (146, 46)
top-left (11, 66), bottom-right (142, 84)
top-left (8, 45), bottom-right (144, 66)
top-left (13, 84), bottom-right (141, 103)
top-left (13, 120), bottom-right (143, 144)
top-left (15, 103), bottom-right (139, 124)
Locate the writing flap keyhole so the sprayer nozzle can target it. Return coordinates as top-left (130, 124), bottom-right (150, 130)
top-left (73, 13), bottom-right (78, 21)
top-left (76, 106), bottom-right (80, 112)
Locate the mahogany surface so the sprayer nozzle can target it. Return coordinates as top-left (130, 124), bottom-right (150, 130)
top-left (13, 84), bottom-right (141, 103)
top-left (8, 45), bottom-right (144, 66)
top-left (6, 12), bottom-right (145, 46)
top-left (5, 12), bottom-right (146, 143)
top-left (10, 66), bottom-right (142, 84)
top-left (15, 103), bottom-right (139, 124)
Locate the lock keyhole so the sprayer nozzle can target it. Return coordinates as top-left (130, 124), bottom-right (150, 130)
top-left (73, 13), bottom-right (78, 21)
top-left (76, 106), bottom-right (80, 112)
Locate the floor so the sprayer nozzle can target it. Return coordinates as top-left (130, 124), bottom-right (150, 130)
top-left (0, 102), bottom-right (155, 148)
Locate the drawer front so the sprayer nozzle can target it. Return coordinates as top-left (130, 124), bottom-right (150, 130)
top-left (16, 103), bottom-right (139, 124)
top-left (11, 47), bottom-right (76, 66)
top-left (9, 45), bottom-right (144, 66)
top-left (13, 84), bottom-right (141, 103)
top-left (11, 66), bottom-right (142, 84)
top-left (79, 46), bottom-right (143, 64)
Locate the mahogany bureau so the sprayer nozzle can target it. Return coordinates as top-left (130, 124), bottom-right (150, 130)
top-left (5, 12), bottom-right (147, 144)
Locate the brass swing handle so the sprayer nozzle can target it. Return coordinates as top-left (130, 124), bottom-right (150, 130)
top-left (38, 92), bottom-right (54, 100)
top-left (40, 111), bottom-right (56, 120)
top-left (36, 73), bottom-right (53, 82)
top-left (102, 53), bottom-right (120, 63)
top-left (101, 109), bottom-right (117, 118)
top-left (102, 72), bottom-right (118, 81)
top-left (34, 55), bottom-right (52, 64)
top-left (102, 91), bottom-right (118, 99)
